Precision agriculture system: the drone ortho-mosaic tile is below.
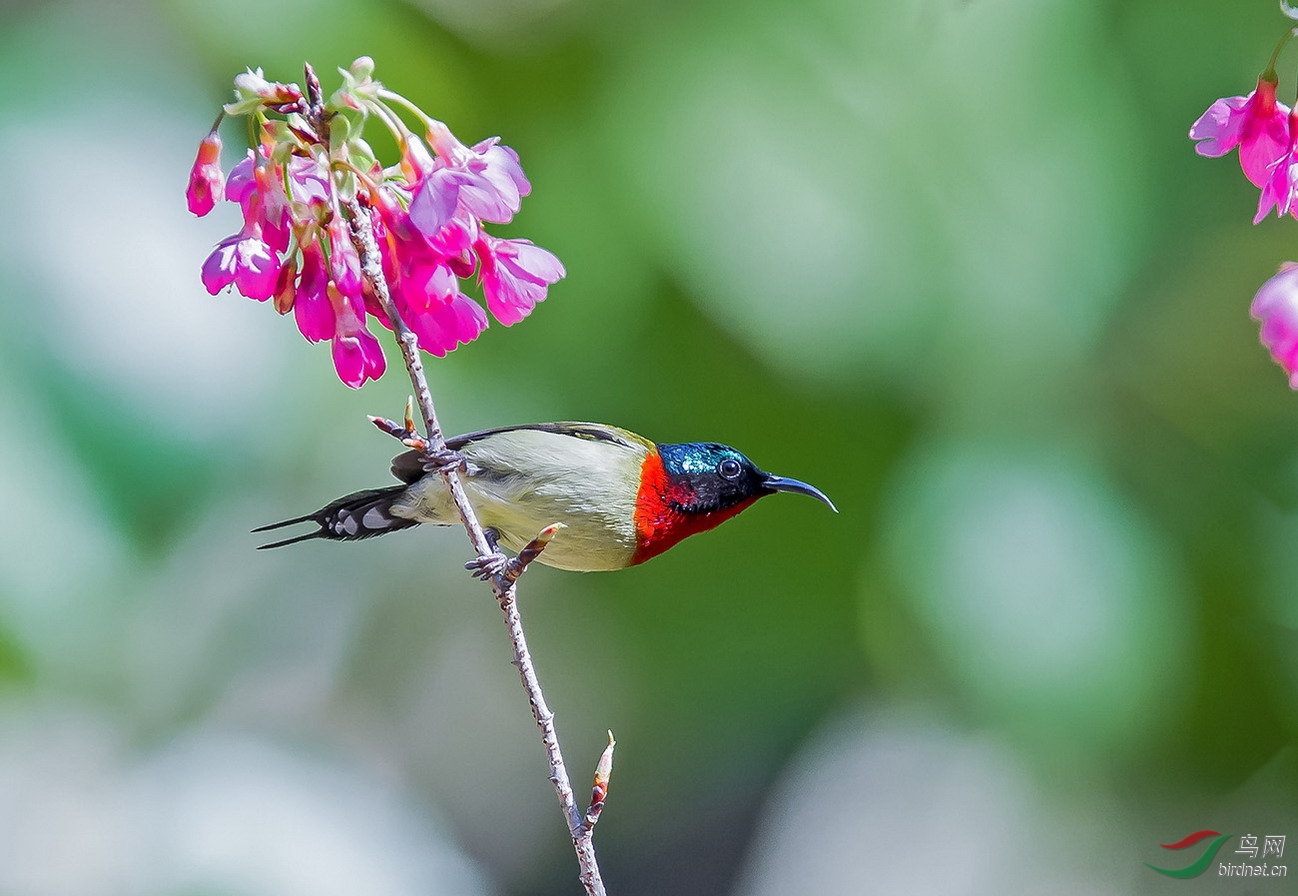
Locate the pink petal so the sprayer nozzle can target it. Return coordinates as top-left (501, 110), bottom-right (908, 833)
top-left (294, 244), bottom-right (334, 341)
top-left (231, 234), bottom-right (280, 300)
top-left (504, 240), bottom-right (566, 283)
top-left (456, 170), bottom-right (518, 224)
top-left (225, 152), bottom-right (256, 204)
top-left (408, 292), bottom-right (487, 356)
top-left (201, 229), bottom-right (280, 301)
top-left (408, 169), bottom-right (462, 237)
top-left (1255, 149), bottom-right (1298, 223)
top-left (427, 213), bottom-right (476, 259)
top-left (475, 236), bottom-right (564, 326)
top-left (408, 307), bottom-right (458, 357)
top-left (287, 155), bottom-right (330, 205)
top-left (200, 233), bottom-right (241, 295)
top-left (251, 163), bottom-right (293, 254)
top-left (449, 292), bottom-right (489, 343)
top-left (328, 219), bottom-right (362, 298)
top-left (1189, 95), bottom-right (1249, 157)
top-left (474, 139), bottom-right (531, 197)
top-left (331, 327), bottom-right (386, 388)
top-left (1239, 103), bottom-right (1292, 188)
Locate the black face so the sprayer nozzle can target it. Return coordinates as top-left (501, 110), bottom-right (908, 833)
top-left (657, 443), bottom-right (837, 515)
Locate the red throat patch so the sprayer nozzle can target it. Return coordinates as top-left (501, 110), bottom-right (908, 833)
top-left (630, 450), bottom-right (758, 565)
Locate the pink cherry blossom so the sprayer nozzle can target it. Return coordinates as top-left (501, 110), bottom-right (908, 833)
top-left (332, 328), bottom-right (386, 388)
top-left (201, 228), bottom-right (281, 300)
top-left (407, 291), bottom-right (489, 357)
top-left (330, 287), bottom-right (386, 388)
top-left (293, 243), bottom-right (334, 342)
top-left (1252, 262), bottom-right (1298, 388)
top-left (186, 132), bottom-right (224, 216)
top-left (427, 121), bottom-right (530, 224)
top-left (1191, 75), bottom-right (1291, 188)
top-left (476, 235), bottom-right (565, 325)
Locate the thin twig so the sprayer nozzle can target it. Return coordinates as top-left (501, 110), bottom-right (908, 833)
top-left (343, 193), bottom-right (607, 895)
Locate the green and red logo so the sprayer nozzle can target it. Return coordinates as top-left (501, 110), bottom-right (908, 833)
top-left (1146, 830), bottom-right (1233, 878)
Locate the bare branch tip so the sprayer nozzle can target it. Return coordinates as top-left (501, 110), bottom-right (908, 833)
top-left (369, 415), bottom-right (407, 439)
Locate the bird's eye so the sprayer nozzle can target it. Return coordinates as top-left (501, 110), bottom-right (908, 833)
top-left (718, 458), bottom-right (743, 480)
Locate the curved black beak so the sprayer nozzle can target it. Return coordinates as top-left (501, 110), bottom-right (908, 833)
top-left (762, 474), bottom-right (838, 512)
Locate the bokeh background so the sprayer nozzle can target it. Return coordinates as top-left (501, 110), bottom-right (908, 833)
top-left (0, 0), bottom-right (1295, 893)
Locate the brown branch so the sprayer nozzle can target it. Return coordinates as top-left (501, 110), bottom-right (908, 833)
top-left (343, 194), bottom-right (607, 895)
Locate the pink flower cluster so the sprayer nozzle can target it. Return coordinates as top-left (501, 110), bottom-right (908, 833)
top-left (1192, 63), bottom-right (1298, 388)
top-left (186, 62), bottom-right (564, 388)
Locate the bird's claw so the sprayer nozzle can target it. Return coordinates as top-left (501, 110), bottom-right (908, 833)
top-left (464, 523), bottom-right (564, 583)
top-left (465, 551), bottom-right (518, 581)
top-left (422, 447), bottom-right (465, 475)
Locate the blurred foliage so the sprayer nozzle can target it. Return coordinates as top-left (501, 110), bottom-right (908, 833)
top-left (0, 0), bottom-right (1296, 893)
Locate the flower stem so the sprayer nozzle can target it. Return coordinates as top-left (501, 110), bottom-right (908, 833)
top-left (366, 99), bottom-right (414, 154)
top-left (1265, 25), bottom-right (1297, 80)
top-left (376, 88), bottom-right (435, 131)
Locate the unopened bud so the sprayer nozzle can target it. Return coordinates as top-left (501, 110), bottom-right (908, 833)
top-left (186, 131), bottom-right (224, 217)
top-left (226, 67), bottom-right (305, 116)
top-left (586, 730), bottom-right (615, 828)
top-left (350, 56), bottom-right (375, 82)
top-left (273, 257), bottom-right (298, 314)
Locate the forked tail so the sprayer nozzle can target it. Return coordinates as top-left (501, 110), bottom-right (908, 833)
top-left (253, 485), bottom-right (418, 549)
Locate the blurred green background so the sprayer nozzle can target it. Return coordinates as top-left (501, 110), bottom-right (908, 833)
top-left (1, 0), bottom-right (1296, 893)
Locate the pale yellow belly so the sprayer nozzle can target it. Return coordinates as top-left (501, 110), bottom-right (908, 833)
top-left (387, 429), bottom-right (645, 572)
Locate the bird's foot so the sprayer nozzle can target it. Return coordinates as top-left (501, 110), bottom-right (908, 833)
top-left (465, 551), bottom-right (518, 582)
top-left (465, 527), bottom-right (514, 581)
top-left (421, 447), bottom-right (465, 475)
top-left (464, 523), bottom-right (565, 585)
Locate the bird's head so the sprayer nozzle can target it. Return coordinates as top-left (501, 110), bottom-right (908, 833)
top-left (655, 442), bottom-right (837, 515)
top-left (630, 440), bottom-right (836, 564)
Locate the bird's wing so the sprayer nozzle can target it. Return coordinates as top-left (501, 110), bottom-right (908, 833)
top-left (389, 422), bottom-right (655, 483)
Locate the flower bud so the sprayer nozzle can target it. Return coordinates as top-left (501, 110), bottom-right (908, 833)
top-left (226, 67), bottom-right (305, 116)
top-left (349, 56), bottom-right (375, 82)
top-left (186, 131), bottom-right (224, 216)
